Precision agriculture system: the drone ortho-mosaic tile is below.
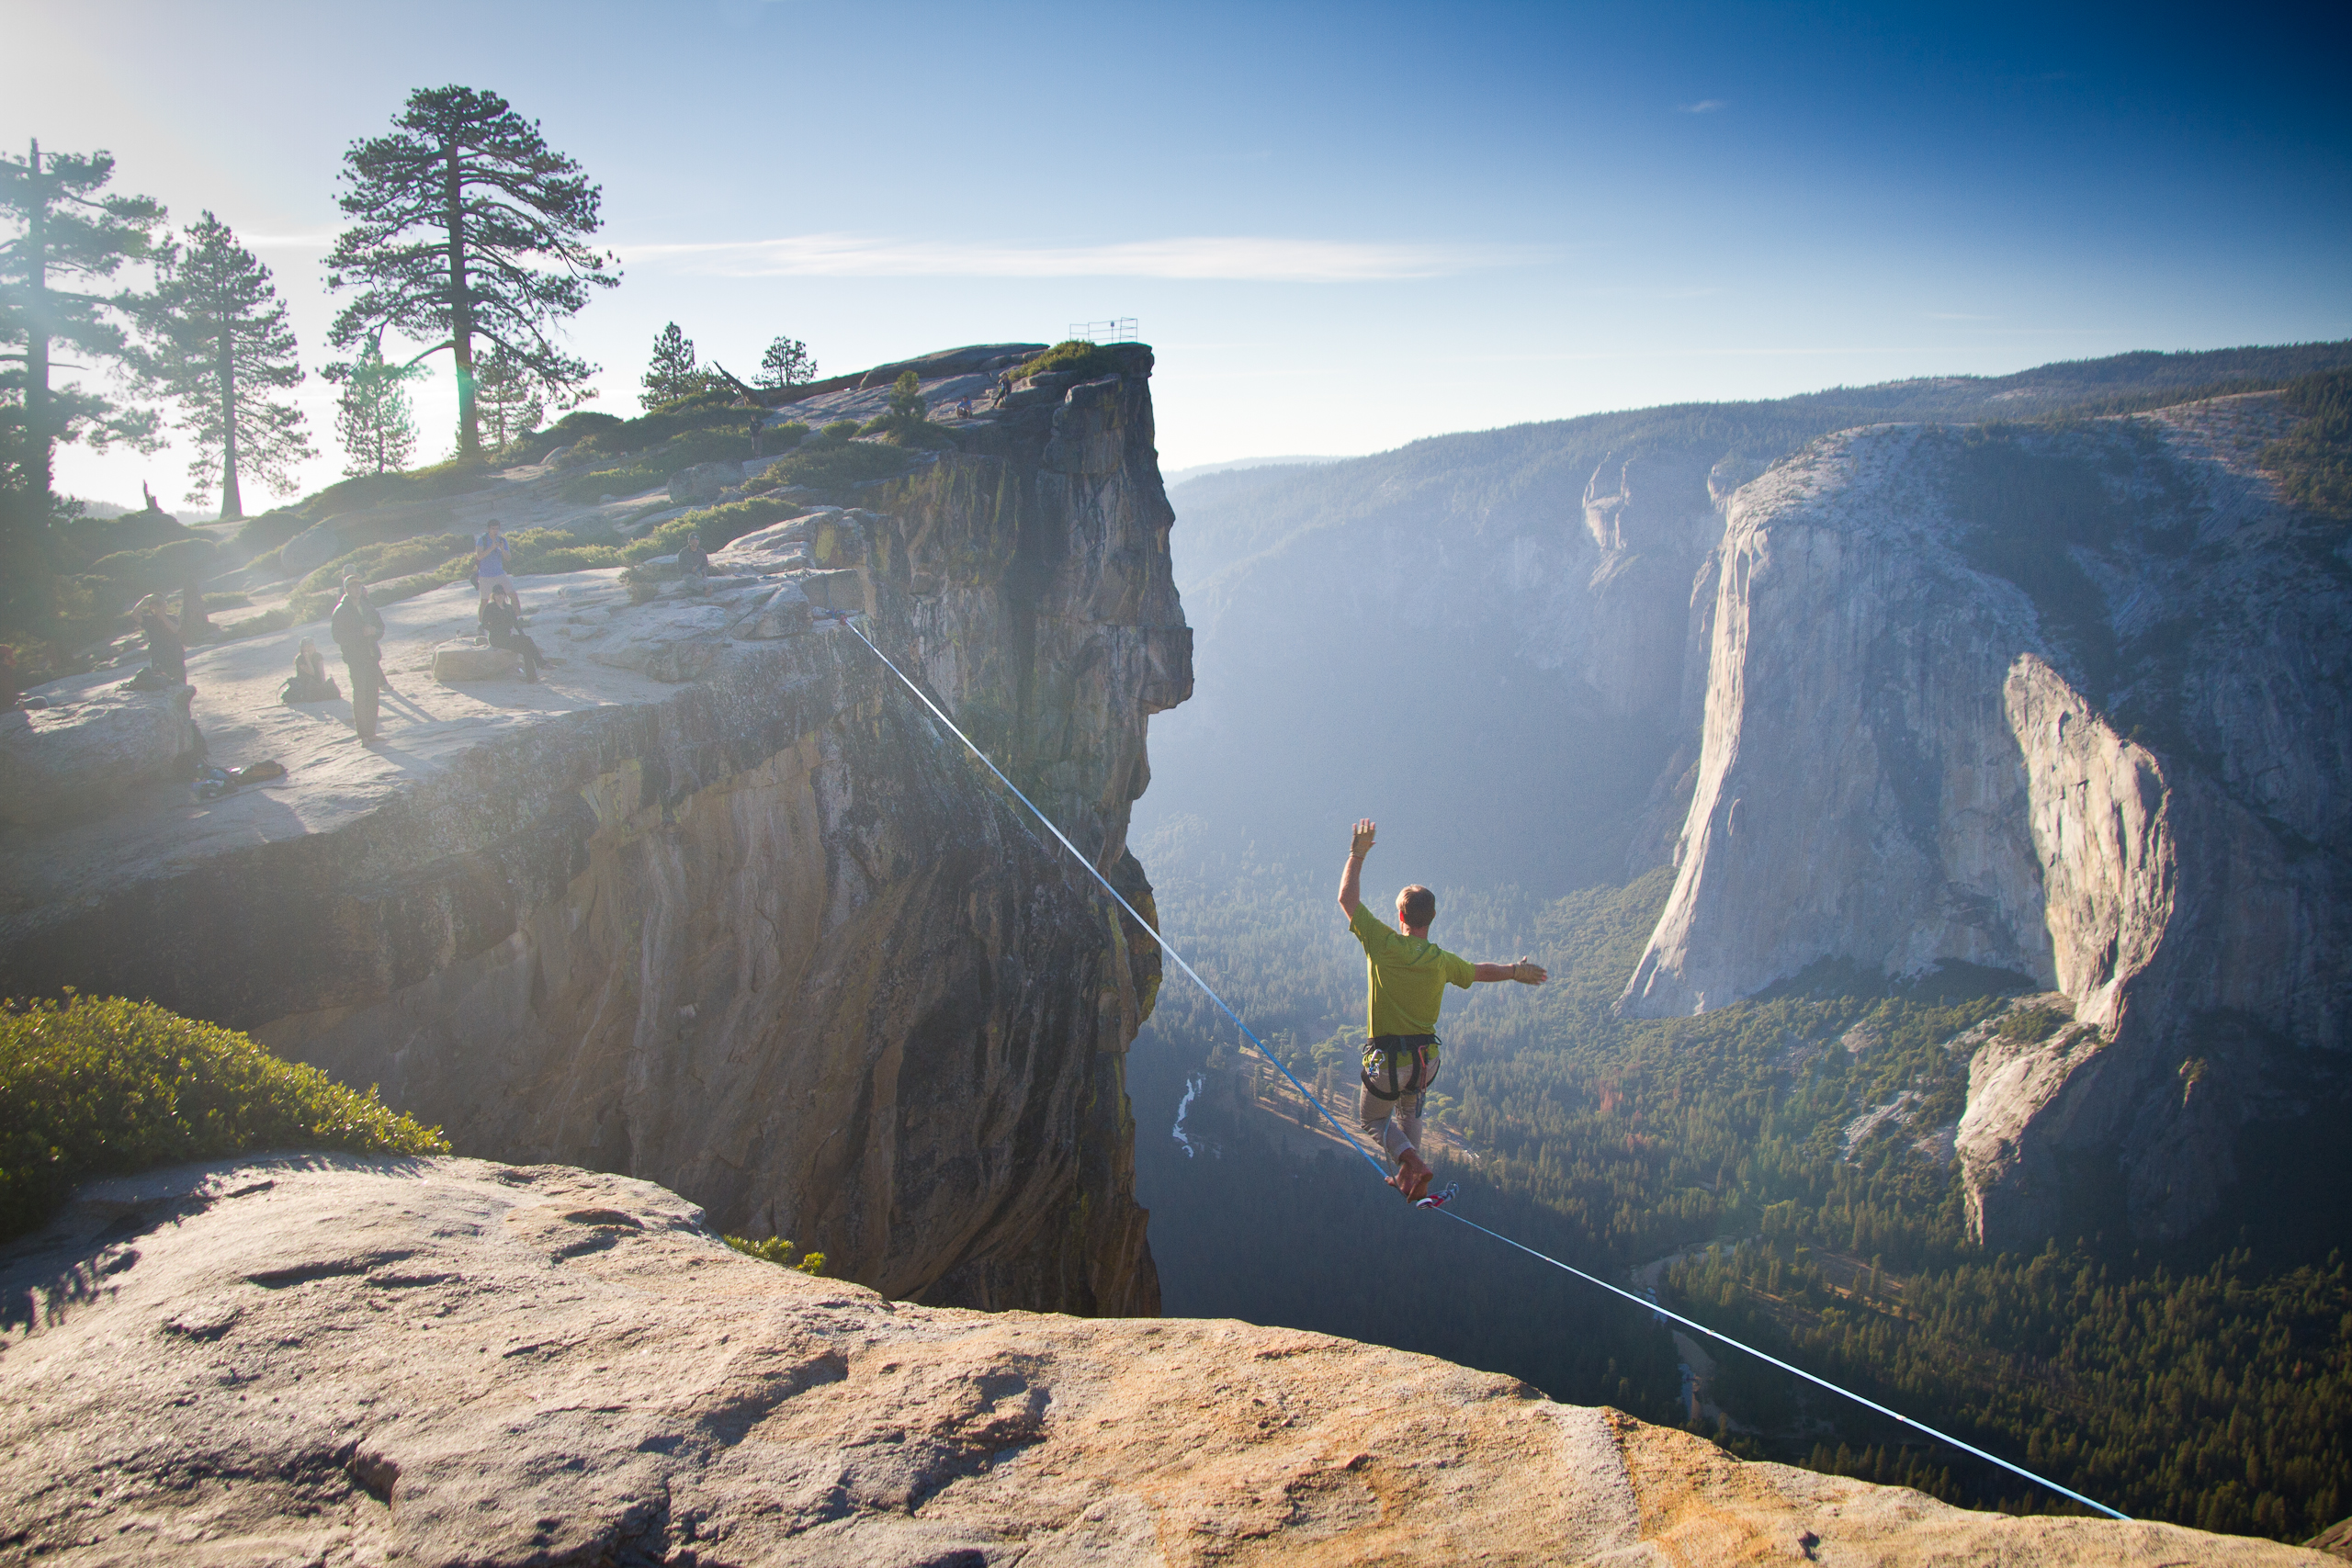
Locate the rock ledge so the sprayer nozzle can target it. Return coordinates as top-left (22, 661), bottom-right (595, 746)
top-left (0, 1157), bottom-right (2319, 1566)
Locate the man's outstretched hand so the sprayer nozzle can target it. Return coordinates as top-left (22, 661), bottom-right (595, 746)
top-left (1511, 956), bottom-right (1548, 985)
top-left (1351, 818), bottom-right (1377, 857)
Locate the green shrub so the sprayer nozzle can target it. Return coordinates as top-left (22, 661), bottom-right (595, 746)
top-left (762, 439), bottom-right (915, 492)
top-left (87, 548), bottom-right (163, 591)
top-left (816, 421), bottom-right (859, 445)
top-left (236, 510), bottom-right (308, 551)
top-left (1996, 1003), bottom-right (2069, 1043)
top-left (219, 605), bottom-right (297, 640)
top-left (765, 421), bottom-right (809, 450)
top-left (501, 527), bottom-right (625, 575)
top-left (623, 496), bottom-right (803, 561)
top-left (541, 408), bottom-right (623, 448)
top-left (202, 592), bottom-right (250, 611)
top-left (724, 1233), bottom-right (826, 1275)
top-left (297, 454), bottom-right (496, 525)
top-left (573, 390), bottom-right (748, 458)
top-left (1013, 339), bottom-right (1127, 383)
top-left (292, 532), bottom-right (472, 613)
top-left (0, 994), bottom-right (448, 1245)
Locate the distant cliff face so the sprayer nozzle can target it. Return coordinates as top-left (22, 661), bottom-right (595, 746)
top-left (0, 345), bottom-right (1190, 1314)
top-left (1618, 396), bottom-right (2352, 1244)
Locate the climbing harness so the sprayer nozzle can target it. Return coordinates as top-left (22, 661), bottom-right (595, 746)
top-left (1361, 1033), bottom-right (1439, 1102)
top-left (829, 611), bottom-right (2129, 1524)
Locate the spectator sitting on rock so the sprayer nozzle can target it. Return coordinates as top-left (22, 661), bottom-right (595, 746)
top-left (134, 595), bottom-right (187, 686)
top-left (480, 582), bottom-right (548, 683)
top-left (676, 530), bottom-right (710, 581)
top-left (282, 637), bottom-right (341, 704)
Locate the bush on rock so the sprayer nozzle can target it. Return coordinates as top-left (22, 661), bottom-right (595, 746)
top-left (0, 994), bottom-right (448, 1245)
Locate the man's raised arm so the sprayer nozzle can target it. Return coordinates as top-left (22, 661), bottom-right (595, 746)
top-left (1473, 958), bottom-right (1548, 985)
top-left (1338, 818), bottom-right (1374, 917)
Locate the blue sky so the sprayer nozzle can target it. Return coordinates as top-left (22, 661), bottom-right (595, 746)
top-left (10, 0), bottom-right (2347, 511)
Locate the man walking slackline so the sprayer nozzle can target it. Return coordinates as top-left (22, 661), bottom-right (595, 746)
top-left (1339, 818), bottom-right (1546, 1201)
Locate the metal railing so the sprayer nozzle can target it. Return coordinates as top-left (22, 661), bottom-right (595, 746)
top-left (1066, 318), bottom-right (1138, 344)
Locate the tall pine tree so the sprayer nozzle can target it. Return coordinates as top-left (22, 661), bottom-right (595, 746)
top-left (0, 140), bottom-right (165, 498)
top-left (640, 321), bottom-right (703, 409)
top-left (332, 341), bottom-right (422, 478)
top-left (0, 139), bottom-right (165, 636)
top-left (325, 86), bottom-right (616, 458)
top-left (137, 213), bottom-right (313, 520)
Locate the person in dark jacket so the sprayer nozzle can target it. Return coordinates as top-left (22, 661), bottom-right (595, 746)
top-left (135, 595), bottom-right (187, 685)
top-left (479, 583), bottom-right (547, 682)
top-left (330, 577), bottom-right (389, 743)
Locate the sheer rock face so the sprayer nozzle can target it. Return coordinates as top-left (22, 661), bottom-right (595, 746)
top-left (2, 1157), bottom-right (2324, 1567)
top-left (1617, 397), bottom-right (2352, 1246)
top-left (0, 348), bottom-right (1187, 1315)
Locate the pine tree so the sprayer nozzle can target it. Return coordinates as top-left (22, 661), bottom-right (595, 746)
top-left (332, 341), bottom-right (422, 478)
top-left (0, 140), bottom-right (166, 499)
top-left (886, 368), bottom-right (926, 423)
top-left (756, 334), bottom-right (817, 390)
top-left (136, 213), bottom-right (313, 520)
top-left (474, 346), bottom-right (544, 452)
top-left (325, 86), bottom-right (617, 459)
top-left (640, 321), bottom-right (704, 409)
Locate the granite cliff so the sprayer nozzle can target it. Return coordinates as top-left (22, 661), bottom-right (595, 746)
top-left (0, 344), bottom-right (1189, 1314)
top-left (1617, 395), bottom-right (2351, 1246)
top-left (1, 1154), bottom-right (2326, 1565)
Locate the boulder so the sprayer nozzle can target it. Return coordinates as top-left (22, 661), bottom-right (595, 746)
top-left (587, 602), bottom-right (733, 682)
top-left (429, 641), bottom-right (520, 683)
top-left (732, 581), bottom-right (811, 639)
top-left (0, 1156), bottom-right (2320, 1568)
top-left (277, 520), bottom-right (347, 576)
top-left (0, 684), bottom-right (198, 828)
top-left (667, 461), bottom-right (742, 505)
top-left (798, 568), bottom-right (865, 615)
top-left (1044, 375), bottom-right (1132, 477)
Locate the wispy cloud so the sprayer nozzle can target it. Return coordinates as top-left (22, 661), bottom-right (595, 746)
top-left (621, 232), bottom-right (1546, 282)
top-left (1676, 99), bottom-right (1728, 113)
top-left (240, 231), bottom-right (337, 247)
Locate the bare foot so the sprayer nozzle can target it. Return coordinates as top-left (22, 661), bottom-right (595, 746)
top-left (1397, 1151), bottom-right (1434, 1203)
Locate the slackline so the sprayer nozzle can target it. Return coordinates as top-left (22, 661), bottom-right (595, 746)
top-left (831, 610), bottom-right (2128, 1523)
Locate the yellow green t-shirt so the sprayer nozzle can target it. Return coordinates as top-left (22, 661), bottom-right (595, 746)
top-left (1348, 903), bottom-right (1476, 1047)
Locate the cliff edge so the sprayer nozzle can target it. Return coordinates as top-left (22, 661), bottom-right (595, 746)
top-left (1, 1156), bottom-right (2322, 1565)
top-left (0, 344), bottom-right (1189, 1314)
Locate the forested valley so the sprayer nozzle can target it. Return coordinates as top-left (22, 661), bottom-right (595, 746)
top-left (1127, 817), bottom-right (2352, 1541)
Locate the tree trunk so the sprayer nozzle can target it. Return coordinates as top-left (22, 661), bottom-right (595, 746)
top-left (24, 141), bottom-right (54, 499)
top-left (446, 138), bottom-right (478, 459)
top-left (218, 327), bottom-right (243, 521)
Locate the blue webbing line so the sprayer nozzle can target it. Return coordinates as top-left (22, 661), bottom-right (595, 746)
top-left (832, 612), bottom-right (2130, 1524)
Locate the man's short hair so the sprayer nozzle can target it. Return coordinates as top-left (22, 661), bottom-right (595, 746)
top-left (1399, 885), bottom-right (1436, 927)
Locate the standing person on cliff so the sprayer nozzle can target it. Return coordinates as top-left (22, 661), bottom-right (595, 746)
top-left (1338, 818), bottom-right (1547, 1201)
top-left (331, 576), bottom-right (389, 745)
